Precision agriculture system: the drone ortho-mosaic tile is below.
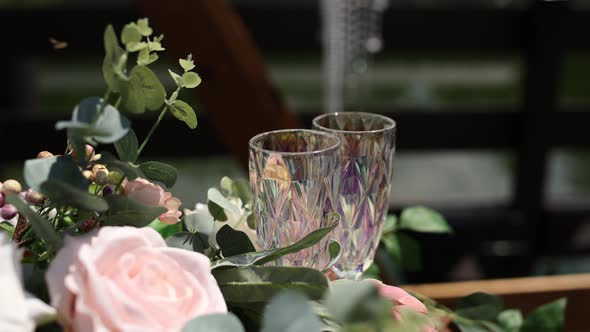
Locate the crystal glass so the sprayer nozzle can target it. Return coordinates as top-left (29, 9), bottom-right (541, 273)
top-left (249, 129), bottom-right (340, 269)
top-left (313, 112), bottom-right (396, 279)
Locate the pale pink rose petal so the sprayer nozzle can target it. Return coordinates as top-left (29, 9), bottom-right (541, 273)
top-left (164, 197), bottom-right (181, 211)
top-left (46, 233), bottom-right (94, 320)
top-left (127, 185), bottom-right (163, 207)
top-left (46, 226), bottom-right (226, 332)
top-left (159, 248), bottom-right (227, 313)
top-left (158, 211), bottom-right (181, 225)
top-left (365, 278), bottom-right (437, 331)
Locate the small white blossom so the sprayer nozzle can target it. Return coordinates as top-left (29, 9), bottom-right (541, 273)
top-left (0, 234), bottom-right (56, 331)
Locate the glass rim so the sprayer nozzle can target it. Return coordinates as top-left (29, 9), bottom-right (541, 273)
top-left (312, 111), bottom-right (397, 134)
top-left (248, 129), bottom-right (340, 156)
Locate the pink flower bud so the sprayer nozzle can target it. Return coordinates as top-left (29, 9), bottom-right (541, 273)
top-left (70, 144), bottom-right (95, 161)
top-left (82, 170), bottom-right (95, 183)
top-left (0, 193), bottom-right (4, 208)
top-left (25, 190), bottom-right (45, 205)
top-left (95, 170), bottom-right (109, 185)
top-left (37, 151), bottom-right (54, 159)
top-left (0, 204), bottom-right (17, 220)
top-left (2, 179), bottom-right (22, 195)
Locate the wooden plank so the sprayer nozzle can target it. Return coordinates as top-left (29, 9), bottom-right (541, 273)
top-left (1, 6), bottom-right (589, 54)
top-left (3, 110), bottom-right (590, 162)
top-left (403, 274), bottom-right (590, 331)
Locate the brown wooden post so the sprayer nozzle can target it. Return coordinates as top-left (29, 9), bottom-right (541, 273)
top-left (137, 0), bottom-right (301, 168)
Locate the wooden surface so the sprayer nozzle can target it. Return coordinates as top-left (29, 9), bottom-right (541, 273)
top-left (404, 273), bottom-right (590, 331)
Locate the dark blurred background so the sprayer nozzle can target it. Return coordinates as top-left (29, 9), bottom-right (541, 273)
top-left (1, 0), bottom-right (589, 284)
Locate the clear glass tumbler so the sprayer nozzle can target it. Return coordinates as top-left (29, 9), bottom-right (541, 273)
top-left (249, 129), bottom-right (341, 269)
top-left (313, 112), bottom-right (396, 279)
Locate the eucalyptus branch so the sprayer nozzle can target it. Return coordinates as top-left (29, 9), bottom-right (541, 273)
top-left (137, 105), bottom-right (169, 158)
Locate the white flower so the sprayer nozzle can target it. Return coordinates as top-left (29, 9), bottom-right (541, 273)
top-left (0, 234), bottom-right (56, 332)
top-left (185, 197), bottom-right (259, 250)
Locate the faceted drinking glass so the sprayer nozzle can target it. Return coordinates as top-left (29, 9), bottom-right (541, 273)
top-left (249, 129), bottom-right (340, 269)
top-left (313, 112), bottom-right (396, 279)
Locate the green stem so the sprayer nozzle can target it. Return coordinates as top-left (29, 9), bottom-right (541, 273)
top-left (114, 96), bottom-right (121, 109)
top-left (102, 88), bottom-right (112, 105)
top-left (137, 105), bottom-right (169, 158)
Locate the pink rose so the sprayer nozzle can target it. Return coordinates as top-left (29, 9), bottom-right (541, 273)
top-left (46, 226), bottom-right (227, 332)
top-left (122, 178), bottom-right (182, 224)
top-left (367, 279), bottom-right (442, 332)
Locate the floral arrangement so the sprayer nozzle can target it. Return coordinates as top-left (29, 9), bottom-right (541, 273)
top-left (0, 19), bottom-right (567, 332)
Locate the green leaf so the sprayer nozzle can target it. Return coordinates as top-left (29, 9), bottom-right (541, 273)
top-left (363, 263), bottom-right (380, 279)
top-left (99, 152), bottom-right (143, 181)
top-left (147, 39), bottom-right (165, 51)
top-left (138, 161), bottom-right (177, 188)
top-left (325, 279), bottom-right (391, 324)
top-left (455, 321), bottom-right (497, 332)
top-left (6, 194), bottom-right (63, 254)
top-left (168, 69), bottom-right (183, 87)
top-left (520, 298), bottom-right (566, 332)
top-left (382, 233), bottom-right (421, 271)
top-left (24, 156), bottom-right (87, 192)
top-left (102, 25), bottom-right (126, 93)
top-left (232, 178), bottom-right (252, 206)
top-left (184, 211), bottom-right (214, 234)
top-left (208, 201), bottom-right (228, 221)
top-left (165, 231), bottom-right (195, 251)
top-left (455, 292), bottom-right (504, 321)
top-left (181, 71), bottom-right (202, 88)
top-left (212, 214), bottom-right (339, 269)
top-left (261, 291), bottom-right (321, 332)
top-left (148, 219), bottom-right (182, 239)
top-left (57, 97), bottom-right (131, 144)
top-left (104, 24), bottom-right (121, 57)
top-left (40, 180), bottom-right (108, 212)
top-left (170, 100), bottom-right (197, 129)
top-left (55, 121), bottom-right (110, 138)
top-left (136, 18), bottom-right (153, 37)
top-left (79, 98), bottom-right (130, 144)
top-left (479, 321), bottom-right (508, 332)
top-left (399, 206), bottom-right (452, 233)
top-left (382, 214), bottom-right (398, 234)
top-left (179, 58), bottom-right (195, 72)
top-left (121, 65), bottom-right (166, 114)
top-left (247, 213), bottom-right (256, 229)
top-left (497, 309), bottom-right (523, 332)
top-left (127, 41), bottom-right (147, 52)
top-left (323, 240), bottom-right (341, 271)
top-left (181, 313), bottom-right (244, 332)
top-left (137, 48), bottom-right (158, 65)
top-left (208, 188), bottom-right (240, 215)
top-left (114, 129), bottom-right (139, 162)
top-left (220, 176), bottom-right (233, 194)
top-left (102, 195), bottom-right (166, 227)
top-left (0, 221), bottom-right (15, 238)
top-left (166, 231), bottom-right (209, 252)
top-left (217, 225), bottom-right (256, 257)
top-left (121, 23), bottom-right (142, 45)
top-left (213, 266), bottom-right (329, 303)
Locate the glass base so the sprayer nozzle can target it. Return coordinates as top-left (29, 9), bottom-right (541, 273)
top-left (330, 265), bottom-right (364, 280)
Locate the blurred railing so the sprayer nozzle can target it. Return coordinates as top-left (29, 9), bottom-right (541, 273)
top-left (1, 0), bottom-right (589, 279)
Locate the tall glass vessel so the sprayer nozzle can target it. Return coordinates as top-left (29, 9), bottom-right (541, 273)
top-left (313, 112), bottom-right (396, 279)
top-left (249, 129), bottom-right (340, 269)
